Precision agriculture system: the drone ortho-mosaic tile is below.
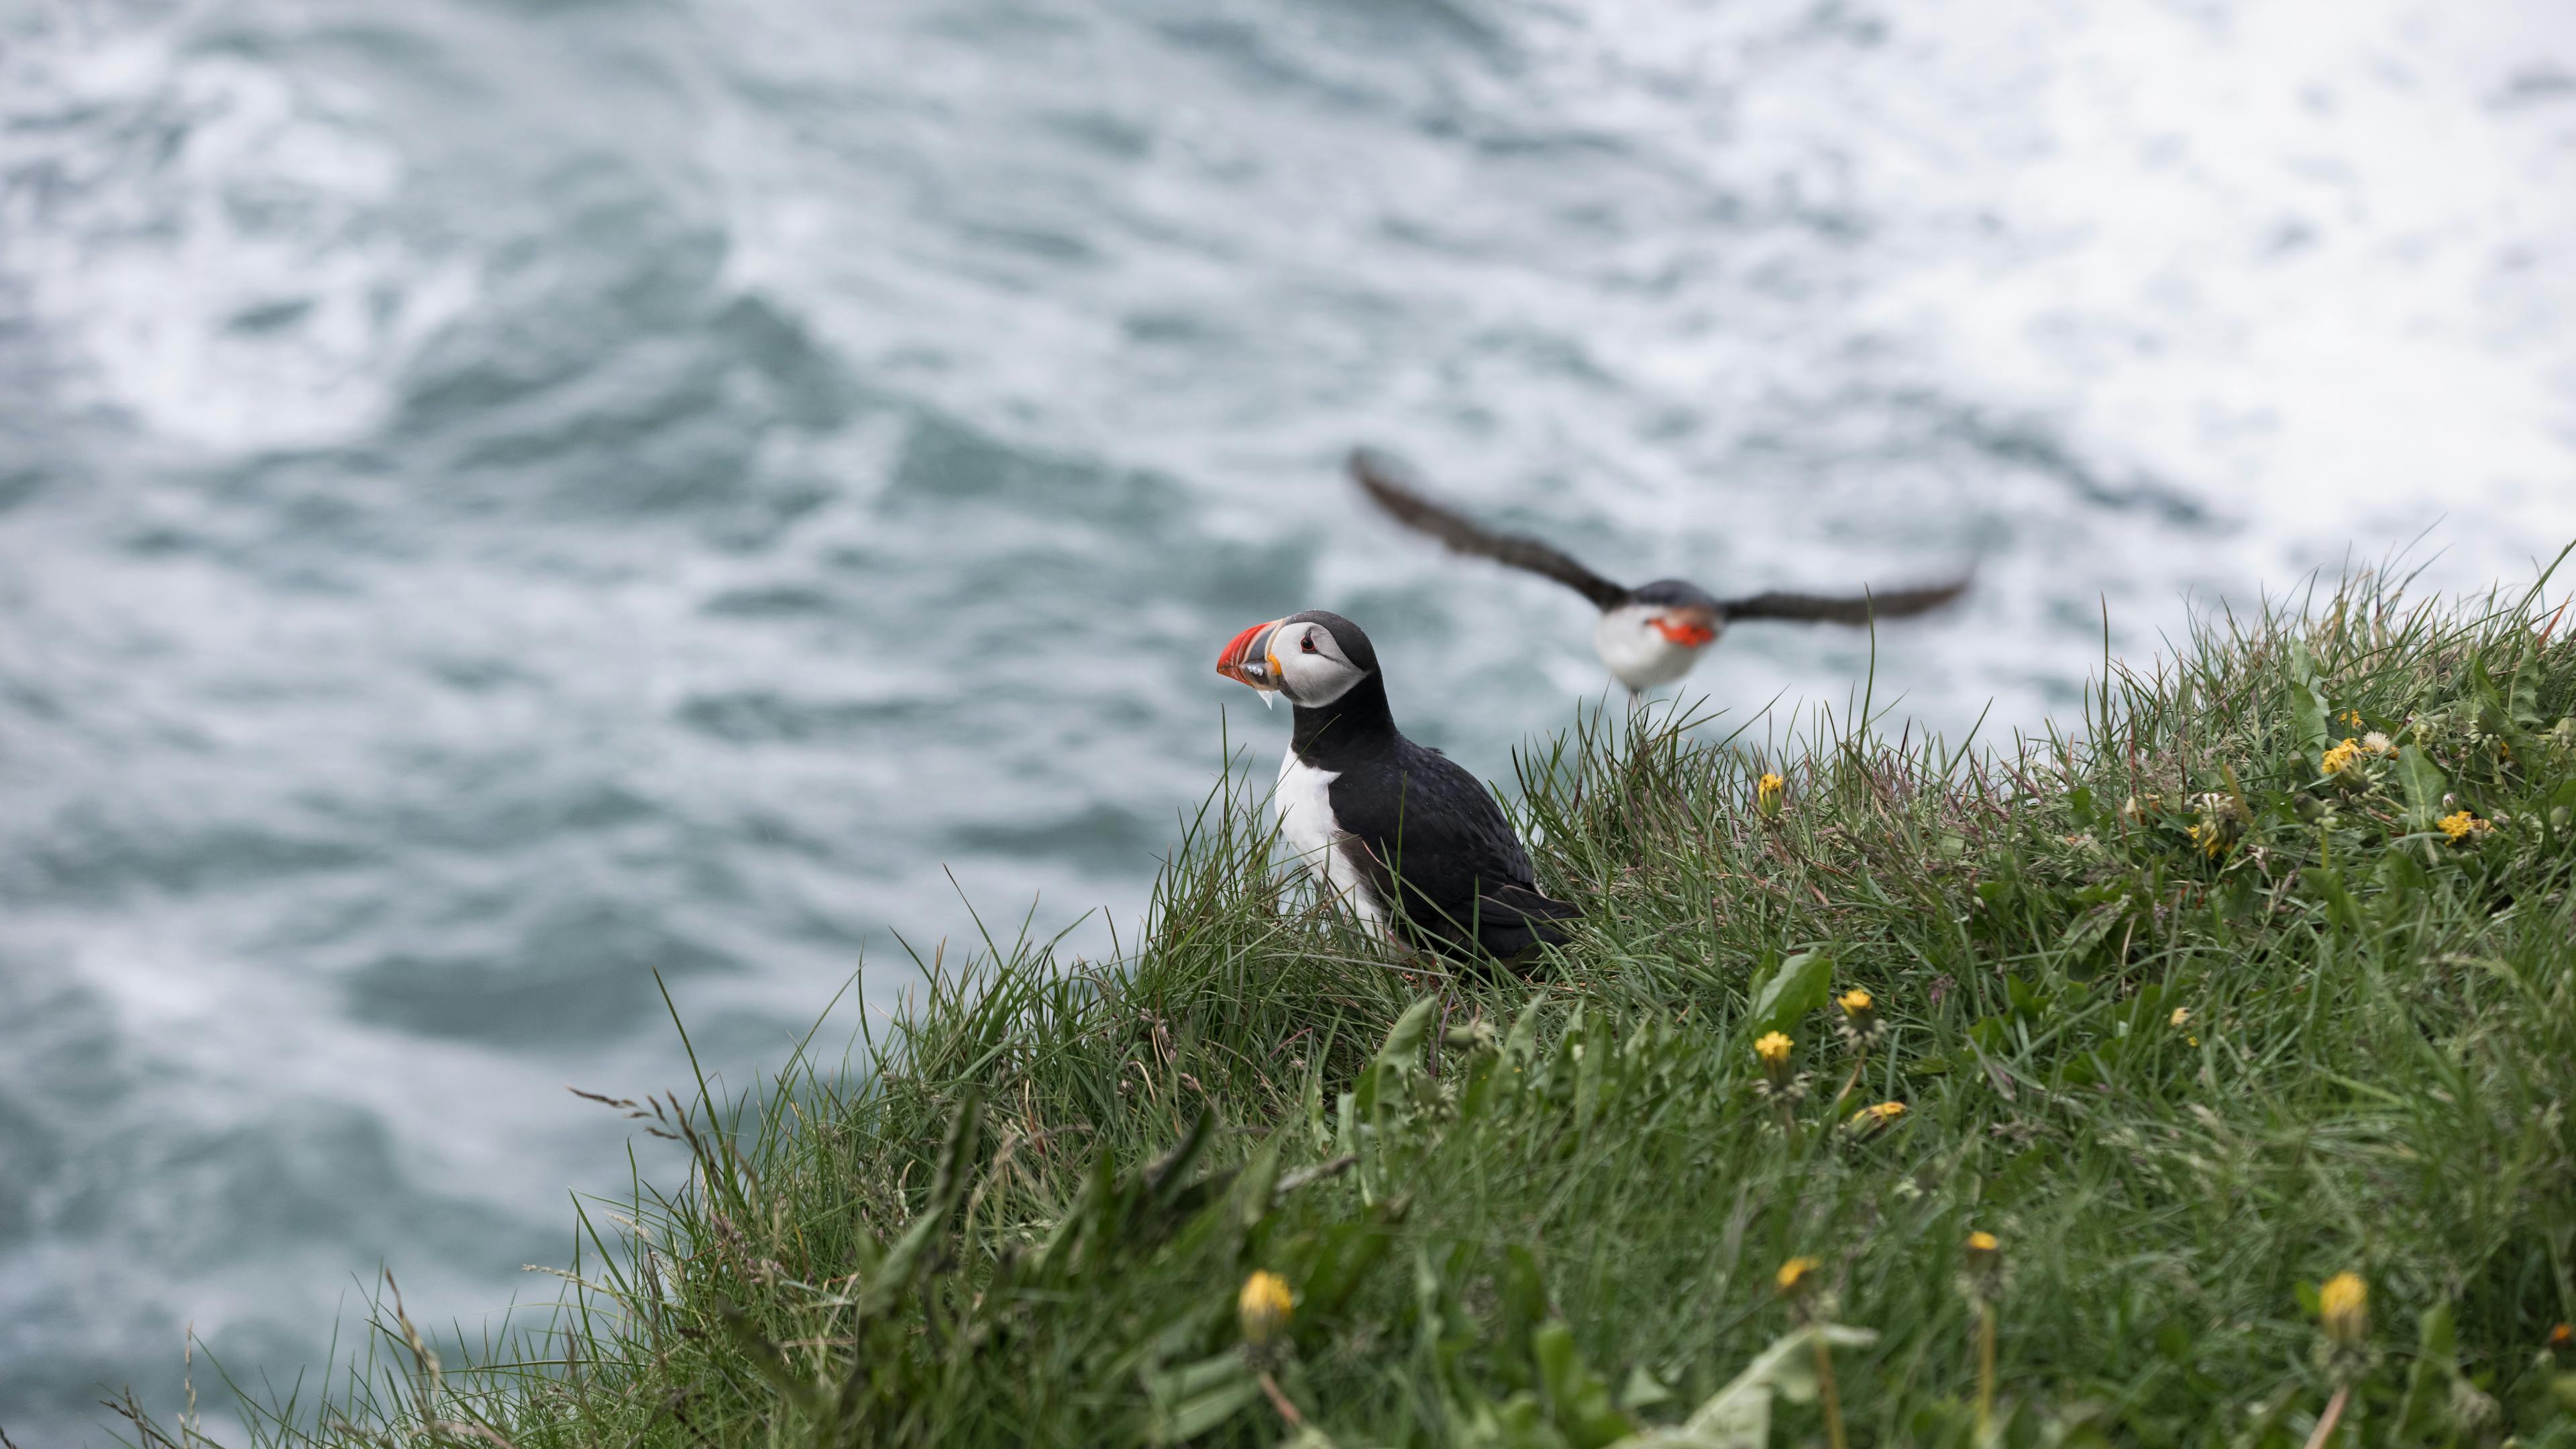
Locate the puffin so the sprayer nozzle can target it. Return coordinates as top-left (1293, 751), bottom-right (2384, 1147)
top-left (1350, 448), bottom-right (1971, 695)
top-left (1214, 609), bottom-right (1579, 963)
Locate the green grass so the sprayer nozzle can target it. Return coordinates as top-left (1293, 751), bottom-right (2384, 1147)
top-left (150, 569), bottom-right (2576, 1448)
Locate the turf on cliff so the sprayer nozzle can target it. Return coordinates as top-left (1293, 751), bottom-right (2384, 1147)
top-left (156, 571), bottom-right (2576, 1448)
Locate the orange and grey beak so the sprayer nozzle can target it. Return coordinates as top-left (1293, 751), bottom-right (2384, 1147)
top-left (1216, 617), bottom-right (1286, 693)
top-left (1650, 608), bottom-right (1720, 649)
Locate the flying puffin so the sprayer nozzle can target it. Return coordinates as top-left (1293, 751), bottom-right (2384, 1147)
top-left (1350, 449), bottom-right (1971, 695)
top-left (1214, 609), bottom-right (1579, 963)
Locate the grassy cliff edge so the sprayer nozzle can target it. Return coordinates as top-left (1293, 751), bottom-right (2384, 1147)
top-left (166, 573), bottom-right (2576, 1447)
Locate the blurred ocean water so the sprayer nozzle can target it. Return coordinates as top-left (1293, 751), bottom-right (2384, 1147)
top-left (2, 0), bottom-right (2572, 1435)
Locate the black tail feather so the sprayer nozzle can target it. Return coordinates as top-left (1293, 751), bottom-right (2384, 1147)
top-left (1470, 884), bottom-right (1582, 961)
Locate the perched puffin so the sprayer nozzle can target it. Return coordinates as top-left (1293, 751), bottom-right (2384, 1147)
top-left (1350, 449), bottom-right (1971, 695)
top-left (1214, 610), bottom-right (1579, 963)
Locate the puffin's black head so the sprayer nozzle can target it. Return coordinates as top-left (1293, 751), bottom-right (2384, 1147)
top-left (1631, 579), bottom-right (1719, 610)
top-left (1215, 609), bottom-right (1380, 707)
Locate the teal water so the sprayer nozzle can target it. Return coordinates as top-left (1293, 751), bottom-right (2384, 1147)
top-left (4, 0), bottom-right (2574, 1436)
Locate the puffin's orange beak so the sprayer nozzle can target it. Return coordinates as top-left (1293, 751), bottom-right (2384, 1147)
top-left (1650, 610), bottom-right (1719, 648)
top-left (1216, 618), bottom-right (1286, 690)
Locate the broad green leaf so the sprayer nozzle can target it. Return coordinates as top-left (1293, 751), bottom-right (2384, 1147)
top-left (1354, 996), bottom-right (1438, 1118)
top-left (1234, 1131), bottom-right (1285, 1231)
top-left (1144, 1352), bottom-right (1259, 1444)
top-left (2057, 900), bottom-right (2128, 958)
top-left (1612, 1326), bottom-right (1876, 1449)
top-left (2396, 745), bottom-right (2449, 832)
top-left (2290, 676), bottom-right (2330, 753)
top-left (1533, 1320), bottom-right (1634, 1449)
top-left (1618, 1365), bottom-right (1674, 1411)
top-left (1748, 951), bottom-right (1833, 1038)
top-left (2396, 1301), bottom-right (2459, 1436)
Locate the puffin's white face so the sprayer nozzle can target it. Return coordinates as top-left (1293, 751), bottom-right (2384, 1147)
top-left (1269, 617), bottom-right (1368, 705)
top-left (1216, 615), bottom-right (1371, 707)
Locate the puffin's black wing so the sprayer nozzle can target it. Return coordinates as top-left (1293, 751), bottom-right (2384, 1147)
top-left (1329, 737), bottom-right (1578, 962)
top-left (1349, 448), bottom-right (1631, 612)
top-left (1717, 577), bottom-right (1970, 626)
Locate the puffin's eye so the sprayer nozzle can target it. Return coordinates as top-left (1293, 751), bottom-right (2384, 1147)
top-left (1300, 634), bottom-right (1319, 654)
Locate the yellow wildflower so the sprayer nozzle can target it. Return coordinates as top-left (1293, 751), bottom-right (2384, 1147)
top-left (2169, 1007), bottom-right (2190, 1028)
top-left (1754, 1031), bottom-right (1793, 1079)
top-left (1756, 772), bottom-right (1784, 817)
top-left (1833, 987), bottom-right (1884, 1052)
top-left (2320, 738), bottom-right (2360, 776)
top-left (2437, 810), bottom-right (2491, 841)
top-left (2318, 1272), bottom-right (2368, 1350)
top-left (1849, 1100), bottom-right (1907, 1131)
top-left (1238, 1271), bottom-right (1294, 1348)
top-left (1776, 1256), bottom-right (1819, 1296)
top-left (2338, 710), bottom-right (2362, 727)
top-left (1963, 1230), bottom-right (2004, 1300)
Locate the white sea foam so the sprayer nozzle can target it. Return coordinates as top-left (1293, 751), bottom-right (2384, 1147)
top-left (5, 28), bottom-right (473, 452)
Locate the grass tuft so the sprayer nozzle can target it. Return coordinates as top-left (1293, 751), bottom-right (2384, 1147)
top-left (143, 566), bottom-right (2576, 1447)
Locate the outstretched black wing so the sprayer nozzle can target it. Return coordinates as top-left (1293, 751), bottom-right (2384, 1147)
top-left (1329, 737), bottom-right (1578, 964)
top-left (1349, 448), bottom-right (1631, 612)
top-left (1717, 577), bottom-right (1970, 626)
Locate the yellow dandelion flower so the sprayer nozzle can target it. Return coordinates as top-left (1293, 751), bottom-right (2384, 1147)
top-left (1754, 1030), bottom-right (1793, 1074)
top-left (1849, 1100), bottom-right (1907, 1130)
top-left (2437, 809), bottom-right (2490, 841)
top-left (1756, 771), bottom-right (1784, 817)
top-left (1963, 1230), bottom-right (2003, 1295)
top-left (2320, 739), bottom-right (2361, 776)
top-left (1776, 1256), bottom-right (1819, 1295)
top-left (1238, 1271), bottom-right (1294, 1348)
top-left (1839, 989), bottom-right (1873, 1014)
top-left (2318, 1272), bottom-right (2367, 1350)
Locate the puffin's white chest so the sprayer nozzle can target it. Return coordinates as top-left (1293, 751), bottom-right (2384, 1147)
top-left (1593, 604), bottom-right (1714, 692)
top-left (1274, 747), bottom-right (1387, 928)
